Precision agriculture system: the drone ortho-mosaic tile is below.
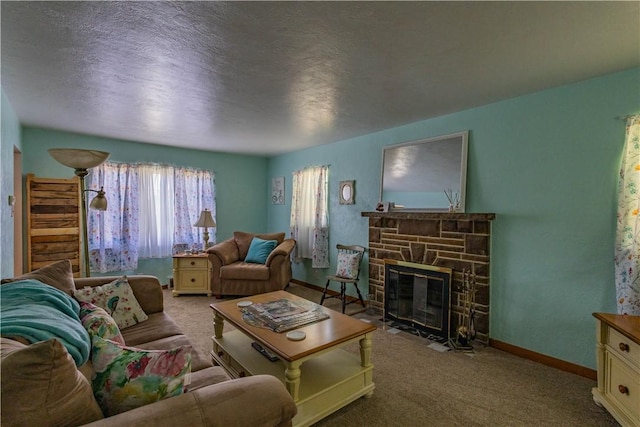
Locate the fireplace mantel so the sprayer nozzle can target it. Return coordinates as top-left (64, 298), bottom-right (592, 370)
top-left (361, 211), bottom-right (496, 221)
top-left (362, 210), bottom-right (496, 343)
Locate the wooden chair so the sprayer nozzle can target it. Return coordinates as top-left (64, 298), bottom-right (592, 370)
top-left (320, 244), bottom-right (366, 313)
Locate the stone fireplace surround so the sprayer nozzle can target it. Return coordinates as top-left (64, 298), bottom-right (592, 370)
top-left (362, 211), bottom-right (495, 343)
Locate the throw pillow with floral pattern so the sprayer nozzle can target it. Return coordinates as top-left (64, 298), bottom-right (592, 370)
top-left (79, 301), bottom-right (125, 345)
top-left (335, 252), bottom-right (361, 279)
top-left (74, 277), bottom-right (148, 329)
top-left (91, 336), bottom-right (192, 416)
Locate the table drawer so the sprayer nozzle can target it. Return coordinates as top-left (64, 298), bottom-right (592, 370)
top-left (177, 257), bottom-right (209, 269)
top-left (607, 326), bottom-right (640, 370)
top-left (605, 352), bottom-right (640, 424)
top-left (176, 270), bottom-right (209, 290)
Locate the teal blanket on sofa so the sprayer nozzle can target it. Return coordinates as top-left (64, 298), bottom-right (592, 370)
top-left (0, 280), bottom-right (90, 366)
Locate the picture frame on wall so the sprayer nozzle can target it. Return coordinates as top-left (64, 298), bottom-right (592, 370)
top-left (339, 180), bottom-right (355, 205)
top-left (272, 176), bottom-right (285, 204)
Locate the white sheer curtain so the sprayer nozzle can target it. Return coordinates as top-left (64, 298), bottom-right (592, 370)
top-left (615, 114), bottom-right (640, 315)
top-left (138, 164), bottom-right (175, 258)
top-left (290, 165), bottom-right (329, 268)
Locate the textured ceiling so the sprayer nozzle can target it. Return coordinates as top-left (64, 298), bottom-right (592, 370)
top-left (2, 1), bottom-right (639, 156)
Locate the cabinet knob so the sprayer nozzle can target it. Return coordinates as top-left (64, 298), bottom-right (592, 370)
top-left (190, 278), bottom-right (195, 282)
top-left (619, 342), bottom-right (630, 352)
top-left (190, 261), bottom-right (195, 265)
top-left (618, 385), bottom-right (629, 395)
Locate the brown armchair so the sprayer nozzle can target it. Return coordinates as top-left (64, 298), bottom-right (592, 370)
top-left (206, 231), bottom-right (296, 298)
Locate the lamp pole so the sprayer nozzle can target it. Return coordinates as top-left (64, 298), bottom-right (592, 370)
top-left (75, 168), bottom-right (91, 277)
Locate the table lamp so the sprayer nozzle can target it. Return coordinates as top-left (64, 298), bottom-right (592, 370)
top-left (194, 209), bottom-right (216, 251)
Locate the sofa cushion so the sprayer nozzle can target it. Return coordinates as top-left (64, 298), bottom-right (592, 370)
top-left (188, 366), bottom-right (231, 391)
top-left (1, 259), bottom-right (75, 296)
top-left (245, 237), bottom-right (278, 264)
top-left (336, 251), bottom-right (361, 279)
top-left (220, 262), bottom-right (270, 281)
top-left (234, 231), bottom-right (285, 260)
top-left (132, 334), bottom-right (213, 372)
top-left (91, 336), bottom-right (192, 416)
top-left (79, 301), bottom-right (125, 345)
top-left (120, 312), bottom-right (184, 346)
top-left (74, 276), bottom-right (149, 329)
top-left (0, 337), bottom-right (104, 426)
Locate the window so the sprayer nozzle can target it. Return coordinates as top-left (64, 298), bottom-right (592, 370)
top-left (290, 165), bottom-right (329, 268)
top-left (87, 162), bottom-right (215, 273)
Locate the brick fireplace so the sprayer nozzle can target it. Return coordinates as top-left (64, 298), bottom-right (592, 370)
top-left (362, 211), bottom-right (495, 343)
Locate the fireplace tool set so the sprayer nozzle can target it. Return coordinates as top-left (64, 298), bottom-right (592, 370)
top-left (448, 270), bottom-right (476, 352)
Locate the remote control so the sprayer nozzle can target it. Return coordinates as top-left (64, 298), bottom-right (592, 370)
top-left (251, 342), bottom-right (279, 362)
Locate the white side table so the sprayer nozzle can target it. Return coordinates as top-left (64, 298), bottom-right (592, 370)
top-left (172, 254), bottom-right (212, 297)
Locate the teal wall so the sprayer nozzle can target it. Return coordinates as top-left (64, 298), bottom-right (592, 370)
top-left (1, 88), bottom-right (22, 279)
top-left (4, 69), bottom-right (639, 369)
top-left (268, 68), bottom-right (640, 369)
top-left (20, 127), bottom-right (269, 282)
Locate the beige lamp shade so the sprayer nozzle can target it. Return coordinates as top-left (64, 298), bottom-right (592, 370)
top-left (194, 209), bottom-right (216, 228)
top-left (48, 148), bottom-right (110, 169)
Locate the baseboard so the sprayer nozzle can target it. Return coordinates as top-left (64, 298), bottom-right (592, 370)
top-left (489, 338), bottom-right (596, 380)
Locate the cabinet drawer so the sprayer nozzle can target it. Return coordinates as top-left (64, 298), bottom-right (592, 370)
top-left (607, 326), bottom-right (640, 370)
top-left (177, 257), bottom-right (209, 269)
top-left (605, 352), bottom-right (640, 423)
top-left (176, 270), bottom-right (208, 290)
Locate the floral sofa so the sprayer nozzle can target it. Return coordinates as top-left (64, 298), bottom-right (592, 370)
top-left (0, 260), bottom-right (297, 427)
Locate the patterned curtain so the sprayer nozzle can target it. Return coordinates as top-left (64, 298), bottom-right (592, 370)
top-left (615, 114), bottom-right (640, 315)
top-left (174, 167), bottom-right (216, 250)
top-left (87, 162), bottom-right (139, 272)
top-left (290, 165), bottom-right (329, 268)
top-left (88, 162), bottom-right (215, 272)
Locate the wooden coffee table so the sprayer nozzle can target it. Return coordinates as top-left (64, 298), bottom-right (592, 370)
top-left (210, 290), bottom-right (376, 427)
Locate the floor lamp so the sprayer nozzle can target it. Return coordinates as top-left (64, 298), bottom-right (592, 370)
top-left (49, 148), bottom-right (110, 277)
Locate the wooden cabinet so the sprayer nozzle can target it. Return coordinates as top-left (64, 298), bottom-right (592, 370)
top-left (26, 174), bottom-right (81, 275)
top-left (172, 254), bottom-right (212, 296)
top-left (592, 313), bottom-right (640, 427)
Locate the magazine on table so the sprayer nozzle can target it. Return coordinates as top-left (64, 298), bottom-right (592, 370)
top-left (242, 298), bottom-right (329, 332)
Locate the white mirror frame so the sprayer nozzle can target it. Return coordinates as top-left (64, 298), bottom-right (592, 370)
top-left (380, 131), bottom-right (469, 212)
top-left (339, 180), bottom-right (355, 205)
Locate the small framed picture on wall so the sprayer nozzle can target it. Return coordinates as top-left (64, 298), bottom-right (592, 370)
top-left (339, 180), bottom-right (355, 205)
top-left (272, 176), bottom-right (285, 204)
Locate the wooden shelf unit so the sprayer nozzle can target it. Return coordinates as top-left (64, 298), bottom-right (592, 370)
top-left (26, 174), bottom-right (81, 275)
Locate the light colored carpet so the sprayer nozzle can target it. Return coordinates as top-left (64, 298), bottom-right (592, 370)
top-left (162, 283), bottom-right (619, 427)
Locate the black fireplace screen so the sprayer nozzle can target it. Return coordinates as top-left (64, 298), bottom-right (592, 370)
top-left (385, 261), bottom-right (451, 339)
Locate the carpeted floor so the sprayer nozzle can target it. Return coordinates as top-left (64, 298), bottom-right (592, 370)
top-left (162, 283), bottom-right (620, 427)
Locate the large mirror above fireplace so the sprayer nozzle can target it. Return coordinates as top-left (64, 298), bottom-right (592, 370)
top-left (380, 130), bottom-right (469, 212)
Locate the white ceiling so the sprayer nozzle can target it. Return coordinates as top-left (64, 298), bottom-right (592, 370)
top-left (2, 1), bottom-right (639, 156)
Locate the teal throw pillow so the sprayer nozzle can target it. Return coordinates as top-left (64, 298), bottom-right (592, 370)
top-left (245, 237), bottom-right (278, 264)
